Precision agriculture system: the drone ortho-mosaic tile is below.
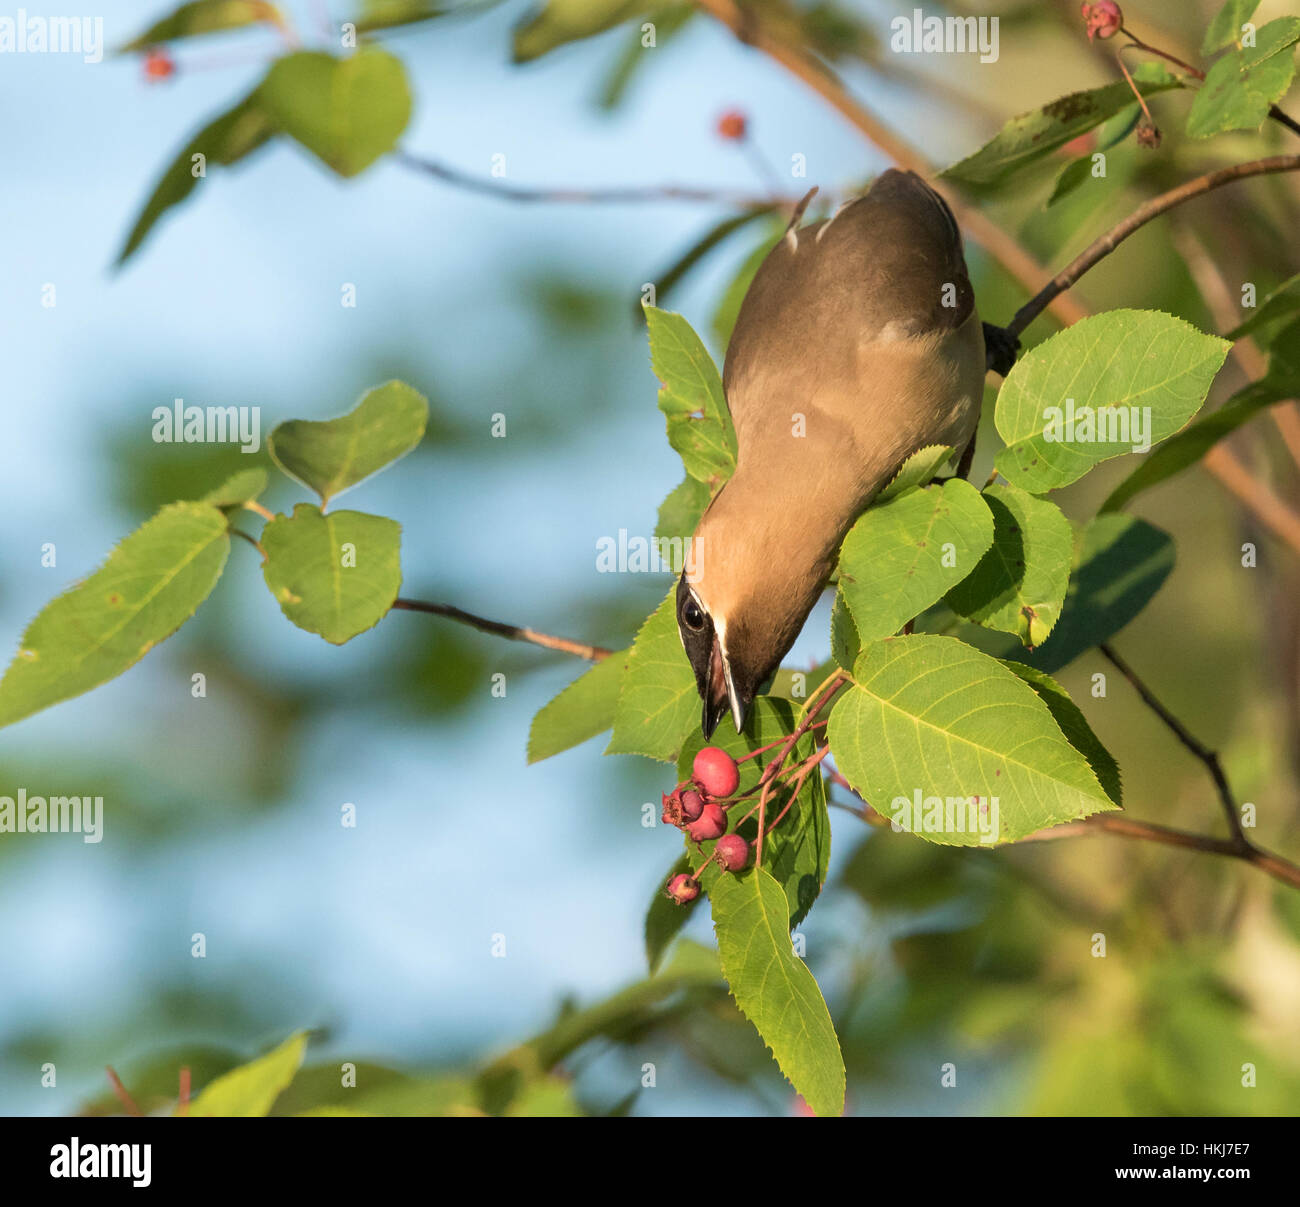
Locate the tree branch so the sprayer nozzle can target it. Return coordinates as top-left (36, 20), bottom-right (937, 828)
top-left (391, 597), bottom-right (612, 661)
top-left (1005, 154), bottom-right (1300, 339)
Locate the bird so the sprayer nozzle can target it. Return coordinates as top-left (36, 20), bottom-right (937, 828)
top-left (675, 169), bottom-right (987, 738)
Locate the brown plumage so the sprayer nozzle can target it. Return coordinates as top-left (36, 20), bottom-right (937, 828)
top-left (676, 170), bottom-right (986, 737)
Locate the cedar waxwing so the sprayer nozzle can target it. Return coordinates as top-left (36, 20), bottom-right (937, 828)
top-left (677, 169), bottom-right (986, 738)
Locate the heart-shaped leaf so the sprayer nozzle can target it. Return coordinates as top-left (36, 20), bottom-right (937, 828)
top-left (268, 381), bottom-right (427, 505)
top-left (259, 48), bottom-right (412, 177)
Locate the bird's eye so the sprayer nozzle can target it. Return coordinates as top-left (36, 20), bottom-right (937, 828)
top-left (681, 597), bottom-right (706, 632)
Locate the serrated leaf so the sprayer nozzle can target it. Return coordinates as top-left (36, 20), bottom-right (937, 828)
top-left (0, 503), bottom-right (230, 729)
top-left (1003, 513), bottom-right (1174, 674)
top-left (268, 381), bottom-right (428, 505)
top-left (512, 0), bottom-right (640, 62)
top-left (940, 65), bottom-right (1181, 187)
top-left (1186, 37), bottom-right (1298, 139)
top-left (710, 867), bottom-right (844, 1117)
top-left (877, 444), bottom-right (954, 501)
top-left (1002, 662), bottom-right (1122, 807)
top-left (261, 504), bottom-right (401, 644)
top-left (117, 89), bottom-right (274, 264)
top-left (654, 474), bottom-right (712, 543)
top-left (994, 310), bottom-right (1230, 492)
top-left (1100, 375), bottom-right (1298, 513)
top-left (258, 48), bottom-right (412, 177)
top-left (828, 634), bottom-right (1116, 845)
top-left (199, 467), bottom-right (268, 508)
top-left (677, 697), bottom-right (831, 929)
top-left (837, 479), bottom-right (994, 644)
top-left (946, 483), bottom-right (1072, 648)
top-left (187, 1031), bottom-right (307, 1117)
top-left (527, 651), bottom-right (625, 763)
top-left (830, 590), bottom-right (860, 671)
top-left (645, 852), bottom-right (698, 972)
top-left (1202, 0), bottom-right (1263, 54)
top-left (606, 590), bottom-right (698, 761)
top-left (645, 306), bottom-right (737, 488)
top-left (120, 0), bottom-right (283, 51)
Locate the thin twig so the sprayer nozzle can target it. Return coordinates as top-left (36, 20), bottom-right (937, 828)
top-left (1100, 643), bottom-right (1245, 845)
top-left (1006, 154), bottom-right (1300, 338)
top-left (105, 1066), bottom-right (143, 1118)
top-left (393, 151), bottom-right (802, 209)
top-left (391, 597), bottom-right (612, 662)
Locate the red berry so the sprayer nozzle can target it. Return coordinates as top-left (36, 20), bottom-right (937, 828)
top-left (686, 802), bottom-right (727, 842)
top-left (693, 747), bottom-right (740, 798)
top-left (714, 834), bottom-right (749, 873)
top-left (666, 874), bottom-right (700, 904)
top-left (716, 109), bottom-right (747, 141)
top-left (680, 789), bottom-right (705, 822)
top-left (142, 48), bottom-right (175, 81)
top-left (1080, 1), bottom-right (1122, 40)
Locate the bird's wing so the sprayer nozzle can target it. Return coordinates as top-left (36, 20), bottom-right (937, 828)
top-left (722, 170), bottom-right (977, 441)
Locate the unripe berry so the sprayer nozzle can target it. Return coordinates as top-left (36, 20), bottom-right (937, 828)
top-left (666, 874), bottom-right (700, 904)
top-left (716, 109), bottom-right (747, 141)
top-left (686, 802), bottom-right (727, 842)
top-left (680, 789), bottom-right (705, 822)
top-left (714, 833), bottom-right (749, 873)
top-left (693, 746), bottom-right (740, 798)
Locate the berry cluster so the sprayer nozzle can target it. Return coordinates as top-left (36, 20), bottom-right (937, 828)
top-left (662, 746), bottom-right (749, 904)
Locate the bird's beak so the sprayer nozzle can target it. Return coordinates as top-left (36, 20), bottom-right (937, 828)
top-left (702, 637), bottom-right (748, 739)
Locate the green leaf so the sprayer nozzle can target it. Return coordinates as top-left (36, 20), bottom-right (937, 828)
top-left (1045, 105), bottom-right (1140, 208)
top-left (117, 90), bottom-right (274, 264)
top-left (268, 381), bottom-right (428, 505)
top-left (606, 590), bottom-right (698, 761)
top-left (598, 3), bottom-right (693, 108)
top-left (1100, 376), bottom-right (1298, 513)
top-left (654, 474), bottom-right (712, 543)
top-left (677, 696), bottom-right (831, 928)
top-left (120, 0), bottom-right (283, 50)
top-left (1241, 17), bottom-right (1300, 67)
top-left (1002, 662), bottom-right (1122, 806)
top-left (355, 0), bottom-right (463, 34)
top-left (1225, 272), bottom-right (1300, 341)
top-left (876, 444), bottom-right (954, 501)
top-left (828, 635), bottom-right (1117, 845)
top-left (0, 503), bottom-right (230, 729)
top-left (645, 306), bottom-right (737, 488)
top-left (644, 852), bottom-right (698, 972)
top-left (837, 479), bottom-right (994, 644)
top-left (258, 48), bottom-right (412, 177)
top-left (199, 467), bottom-right (268, 508)
top-left (1186, 37), bottom-right (1297, 139)
top-left (188, 1031), bottom-right (307, 1117)
top-left (512, 0), bottom-right (641, 62)
top-left (945, 483), bottom-right (1073, 648)
top-left (994, 310), bottom-right (1230, 493)
top-left (261, 504), bottom-right (402, 644)
top-left (1202, 0), bottom-right (1263, 54)
top-left (527, 652), bottom-right (625, 763)
top-left (710, 867), bottom-right (844, 1117)
top-left (829, 590), bottom-right (860, 671)
top-left (1005, 513), bottom-right (1174, 674)
top-left (940, 65), bottom-right (1181, 187)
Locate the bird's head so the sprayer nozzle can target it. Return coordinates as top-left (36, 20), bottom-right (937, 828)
top-left (675, 570), bottom-right (755, 739)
